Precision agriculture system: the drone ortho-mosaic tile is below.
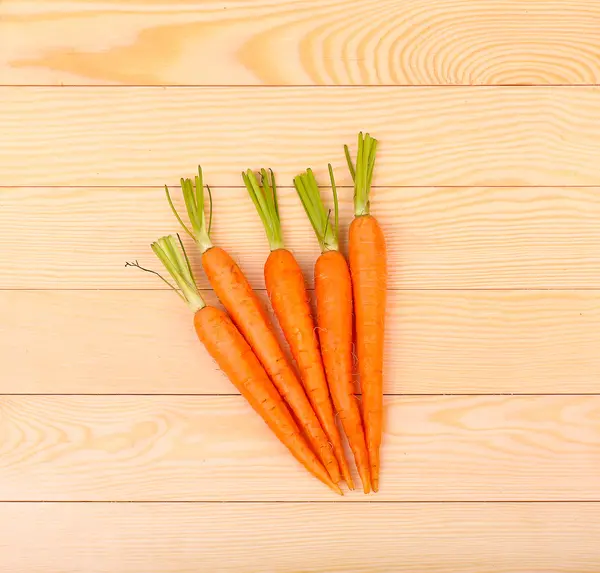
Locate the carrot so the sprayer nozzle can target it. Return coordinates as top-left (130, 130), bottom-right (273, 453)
top-left (126, 235), bottom-right (341, 495)
top-left (293, 166), bottom-right (372, 494)
top-left (242, 168), bottom-right (355, 490)
top-left (344, 132), bottom-right (387, 492)
top-left (165, 168), bottom-right (341, 485)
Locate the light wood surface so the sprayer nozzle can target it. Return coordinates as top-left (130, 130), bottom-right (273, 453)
top-left (1, 503), bottom-right (599, 573)
top-left (1, 395), bottom-right (599, 501)
top-left (2, 0), bottom-right (600, 86)
top-left (2, 289), bottom-right (599, 395)
top-left (3, 87), bottom-right (600, 187)
top-left (2, 1), bottom-right (599, 570)
top-left (2, 186), bottom-right (600, 289)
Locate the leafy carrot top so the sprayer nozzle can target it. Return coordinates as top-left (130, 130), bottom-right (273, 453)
top-left (293, 165), bottom-right (339, 253)
top-left (242, 168), bottom-right (284, 251)
top-left (344, 132), bottom-right (378, 217)
top-left (127, 235), bottom-right (205, 313)
top-left (165, 166), bottom-right (213, 254)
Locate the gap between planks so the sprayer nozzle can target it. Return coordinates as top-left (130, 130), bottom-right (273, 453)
top-left (3, 85), bottom-right (600, 89)
top-left (3, 288), bottom-right (600, 292)
top-left (1, 500), bottom-right (599, 504)
top-left (2, 393), bottom-right (599, 397)
top-left (2, 185), bottom-right (600, 188)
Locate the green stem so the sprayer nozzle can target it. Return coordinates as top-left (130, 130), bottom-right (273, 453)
top-left (293, 168), bottom-right (339, 253)
top-left (126, 235), bottom-right (205, 312)
top-left (344, 144), bottom-right (356, 182)
top-left (242, 168), bottom-right (284, 251)
top-left (151, 235), bottom-right (205, 312)
top-left (345, 132), bottom-right (378, 217)
top-left (165, 166), bottom-right (213, 253)
top-left (328, 163), bottom-right (339, 240)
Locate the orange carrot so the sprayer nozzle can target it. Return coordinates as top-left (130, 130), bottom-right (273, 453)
top-left (243, 168), bottom-right (355, 490)
top-left (294, 166), bottom-right (372, 494)
top-left (344, 133), bottom-right (387, 492)
top-left (165, 169), bottom-right (341, 485)
top-left (127, 235), bottom-right (341, 495)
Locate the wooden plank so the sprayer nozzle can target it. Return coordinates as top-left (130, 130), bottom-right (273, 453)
top-left (1, 503), bottom-right (599, 573)
top-left (2, 186), bottom-right (600, 289)
top-left (2, 0), bottom-right (600, 86)
top-left (2, 87), bottom-right (600, 187)
top-left (2, 290), bottom-right (599, 395)
top-left (1, 395), bottom-right (598, 501)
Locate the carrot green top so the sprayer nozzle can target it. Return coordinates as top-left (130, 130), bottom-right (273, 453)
top-left (293, 165), bottom-right (339, 254)
top-left (242, 168), bottom-right (284, 251)
top-left (344, 132), bottom-right (378, 217)
top-left (165, 166), bottom-right (213, 254)
top-left (126, 235), bottom-right (205, 313)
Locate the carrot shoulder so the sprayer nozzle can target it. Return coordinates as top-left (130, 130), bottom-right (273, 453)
top-left (294, 167), bottom-right (372, 494)
top-left (128, 234), bottom-right (341, 495)
top-left (243, 168), bottom-right (354, 490)
top-left (345, 133), bottom-right (387, 492)
top-left (164, 169), bottom-right (341, 485)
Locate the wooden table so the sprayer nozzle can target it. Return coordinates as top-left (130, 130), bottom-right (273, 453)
top-left (1, 1), bottom-right (599, 571)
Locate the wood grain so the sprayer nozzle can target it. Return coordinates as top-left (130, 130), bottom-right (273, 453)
top-left (2, 186), bottom-right (600, 289)
top-left (1, 503), bottom-right (600, 573)
top-left (3, 87), bottom-right (600, 187)
top-left (1, 395), bottom-right (598, 501)
top-left (2, 289), bottom-right (599, 395)
top-left (2, 0), bottom-right (598, 567)
top-left (2, 0), bottom-right (600, 86)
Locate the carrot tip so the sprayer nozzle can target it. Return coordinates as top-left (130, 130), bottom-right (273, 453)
top-left (330, 483), bottom-right (343, 496)
top-left (372, 479), bottom-right (379, 493)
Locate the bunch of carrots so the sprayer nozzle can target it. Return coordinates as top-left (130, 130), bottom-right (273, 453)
top-left (129, 133), bottom-right (387, 495)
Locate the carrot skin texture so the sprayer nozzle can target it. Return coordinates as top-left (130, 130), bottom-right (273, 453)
top-left (265, 248), bottom-right (355, 490)
top-left (349, 215), bottom-right (387, 492)
top-left (194, 306), bottom-right (341, 494)
top-left (201, 246), bottom-right (341, 484)
top-left (315, 250), bottom-right (371, 494)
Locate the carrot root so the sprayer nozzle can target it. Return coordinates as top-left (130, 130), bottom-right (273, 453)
top-left (349, 214), bottom-right (387, 493)
top-left (315, 250), bottom-right (372, 494)
top-left (265, 248), bottom-right (355, 489)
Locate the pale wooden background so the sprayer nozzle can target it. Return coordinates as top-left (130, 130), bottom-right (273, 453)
top-left (1, 0), bottom-right (600, 571)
